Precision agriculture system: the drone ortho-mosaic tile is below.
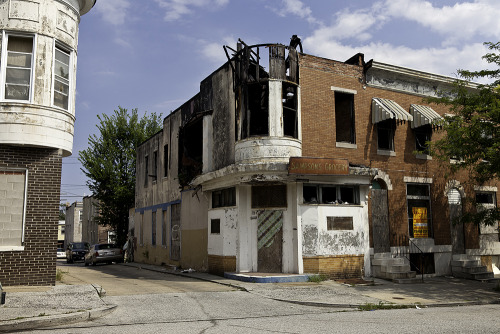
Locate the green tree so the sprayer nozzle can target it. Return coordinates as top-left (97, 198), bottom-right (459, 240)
top-left (429, 42), bottom-right (500, 226)
top-left (79, 107), bottom-right (162, 246)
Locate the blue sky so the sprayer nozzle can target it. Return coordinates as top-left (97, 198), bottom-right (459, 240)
top-left (60, 0), bottom-right (500, 203)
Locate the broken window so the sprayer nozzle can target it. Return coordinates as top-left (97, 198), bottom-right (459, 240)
top-left (243, 83), bottom-right (269, 138)
top-left (303, 184), bottom-right (359, 205)
top-left (327, 217), bottom-right (353, 230)
top-left (414, 124), bottom-right (432, 155)
top-left (178, 118), bottom-right (203, 187)
top-left (335, 92), bottom-right (355, 144)
top-left (283, 82), bottom-right (298, 138)
top-left (377, 119), bottom-right (395, 151)
top-left (151, 212), bottom-right (156, 246)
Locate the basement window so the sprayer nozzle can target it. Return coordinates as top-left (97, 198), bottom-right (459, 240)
top-left (335, 92), bottom-right (355, 144)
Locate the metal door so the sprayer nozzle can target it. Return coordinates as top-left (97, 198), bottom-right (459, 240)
top-left (257, 210), bottom-right (283, 273)
top-left (371, 189), bottom-right (390, 253)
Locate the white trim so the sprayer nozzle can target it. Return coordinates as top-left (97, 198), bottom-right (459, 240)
top-left (415, 153), bottom-right (432, 160)
top-left (336, 142), bottom-right (357, 149)
top-left (52, 40), bottom-right (73, 111)
top-left (0, 246), bottom-right (25, 252)
top-left (331, 86), bottom-right (357, 94)
top-left (377, 149), bottom-right (396, 157)
top-left (474, 185), bottom-right (497, 192)
top-left (404, 176), bottom-right (433, 184)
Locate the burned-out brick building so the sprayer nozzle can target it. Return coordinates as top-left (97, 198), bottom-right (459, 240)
top-left (0, 0), bottom-right (96, 286)
top-left (135, 36), bottom-right (499, 280)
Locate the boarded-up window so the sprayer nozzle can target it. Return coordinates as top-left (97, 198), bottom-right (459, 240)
top-left (0, 169), bottom-right (27, 247)
top-left (327, 217), bottom-right (353, 230)
top-left (252, 185), bottom-right (287, 208)
top-left (211, 219), bottom-right (221, 234)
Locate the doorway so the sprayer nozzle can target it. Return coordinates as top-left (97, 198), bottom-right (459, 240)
top-left (257, 210), bottom-right (283, 273)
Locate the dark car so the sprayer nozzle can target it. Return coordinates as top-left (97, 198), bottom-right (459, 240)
top-left (66, 242), bottom-right (90, 263)
top-left (84, 243), bottom-right (123, 266)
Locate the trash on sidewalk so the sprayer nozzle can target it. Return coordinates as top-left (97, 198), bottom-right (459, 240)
top-left (181, 268), bottom-right (195, 273)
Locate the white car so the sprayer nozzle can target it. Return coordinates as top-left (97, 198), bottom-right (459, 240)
top-left (57, 248), bottom-right (66, 259)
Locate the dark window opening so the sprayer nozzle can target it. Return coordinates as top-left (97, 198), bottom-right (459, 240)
top-left (211, 219), bottom-right (221, 234)
top-left (377, 119), bottom-right (395, 151)
top-left (335, 92), bottom-right (355, 144)
top-left (144, 155), bottom-right (149, 187)
top-left (303, 184), bottom-right (359, 205)
top-left (163, 144), bottom-right (168, 178)
top-left (247, 83), bottom-right (269, 137)
top-left (153, 151), bottom-right (158, 182)
top-left (283, 82), bottom-right (298, 138)
top-left (178, 119), bottom-right (203, 187)
top-left (212, 187), bottom-right (236, 208)
top-left (476, 192), bottom-right (495, 205)
top-left (152, 213), bottom-right (156, 246)
top-left (409, 253), bottom-right (435, 274)
top-left (415, 125), bottom-right (432, 155)
top-left (251, 185), bottom-right (287, 208)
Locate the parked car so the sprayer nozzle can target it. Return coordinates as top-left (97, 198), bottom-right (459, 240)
top-left (66, 242), bottom-right (90, 263)
top-left (84, 243), bottom-right (123, 266)
top-left (57, 248), bottom-right (66, 259)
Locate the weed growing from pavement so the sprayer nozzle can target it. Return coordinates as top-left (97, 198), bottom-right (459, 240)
top-left (358, 302), bottom-right (411, 311)
top-left (308, 274), bottom-right (329, 283)
top-left (56, 269), bottom-right (67, 281)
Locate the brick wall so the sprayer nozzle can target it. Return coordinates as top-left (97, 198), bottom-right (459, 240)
top-left (299, 53), bottom-right (492, 249)
top-left (208, 254), bottom-right (236, 277)
top-left (0, 146), bottom-right (62, 286)
top-left (303, 255), bottom-right (364, 279)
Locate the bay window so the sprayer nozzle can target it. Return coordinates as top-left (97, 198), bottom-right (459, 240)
top-left (53, 45), bottom-right (71, 110)
top-left (2, 33), bottom-right (34, 101)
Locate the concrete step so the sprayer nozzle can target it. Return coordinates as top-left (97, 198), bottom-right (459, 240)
top-left (453, 271), bottom-right (494, 280)
top-left (386, 264), bottom-right (412, 273)
top-left (451, 259), bottom-right (481, 268)
top-left (452, 254), bottom-right (481, 261)
top-left (452, 265), bottom-right (488, 274)
top-left (392, 277), bottom-right (423, 284)
top-left (386, 271), bottom-right (416, 280)
top-left (372, 257), bottom-right (406, 266)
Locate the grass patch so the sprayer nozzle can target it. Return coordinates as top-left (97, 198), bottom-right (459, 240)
top-left (308, 274), bottom-right (329, 283)
top-left (55, 269), bottom-right (68, 281)
top-left (358, 302), bottom-right (411, 311)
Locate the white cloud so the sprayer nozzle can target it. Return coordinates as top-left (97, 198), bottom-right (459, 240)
top-left (383, 0), bottom-right (500, 45)
top-left (199, 36), bottom-right (237, 65)
top-left (278, 0), bottom-right (318, 25)
top-left (154, 0), bottom-right (229, 22)
top-left (94, 0), bottom-right (131, 26)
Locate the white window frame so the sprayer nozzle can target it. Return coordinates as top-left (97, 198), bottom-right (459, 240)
top-left (52, 42), bottom-right (73, 111)
top-left (0, 168), bottom-right (28, 252)
top-left (0, 31), bottom-right (36, 102)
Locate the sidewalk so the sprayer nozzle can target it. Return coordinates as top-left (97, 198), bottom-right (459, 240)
top-left (0, 284), bottom-right (116, 333)
top-left (1, 262), bottom-right (499, 333)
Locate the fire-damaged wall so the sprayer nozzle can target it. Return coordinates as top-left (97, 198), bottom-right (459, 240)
top-left (200, 63), bottom-right (236, 171)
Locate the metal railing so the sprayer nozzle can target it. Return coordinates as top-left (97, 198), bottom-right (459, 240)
top-left (393, 234), bottom-right (425, 282)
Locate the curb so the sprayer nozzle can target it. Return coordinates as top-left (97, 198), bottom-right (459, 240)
top-left (0, 304), bottom-right (117, 333)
